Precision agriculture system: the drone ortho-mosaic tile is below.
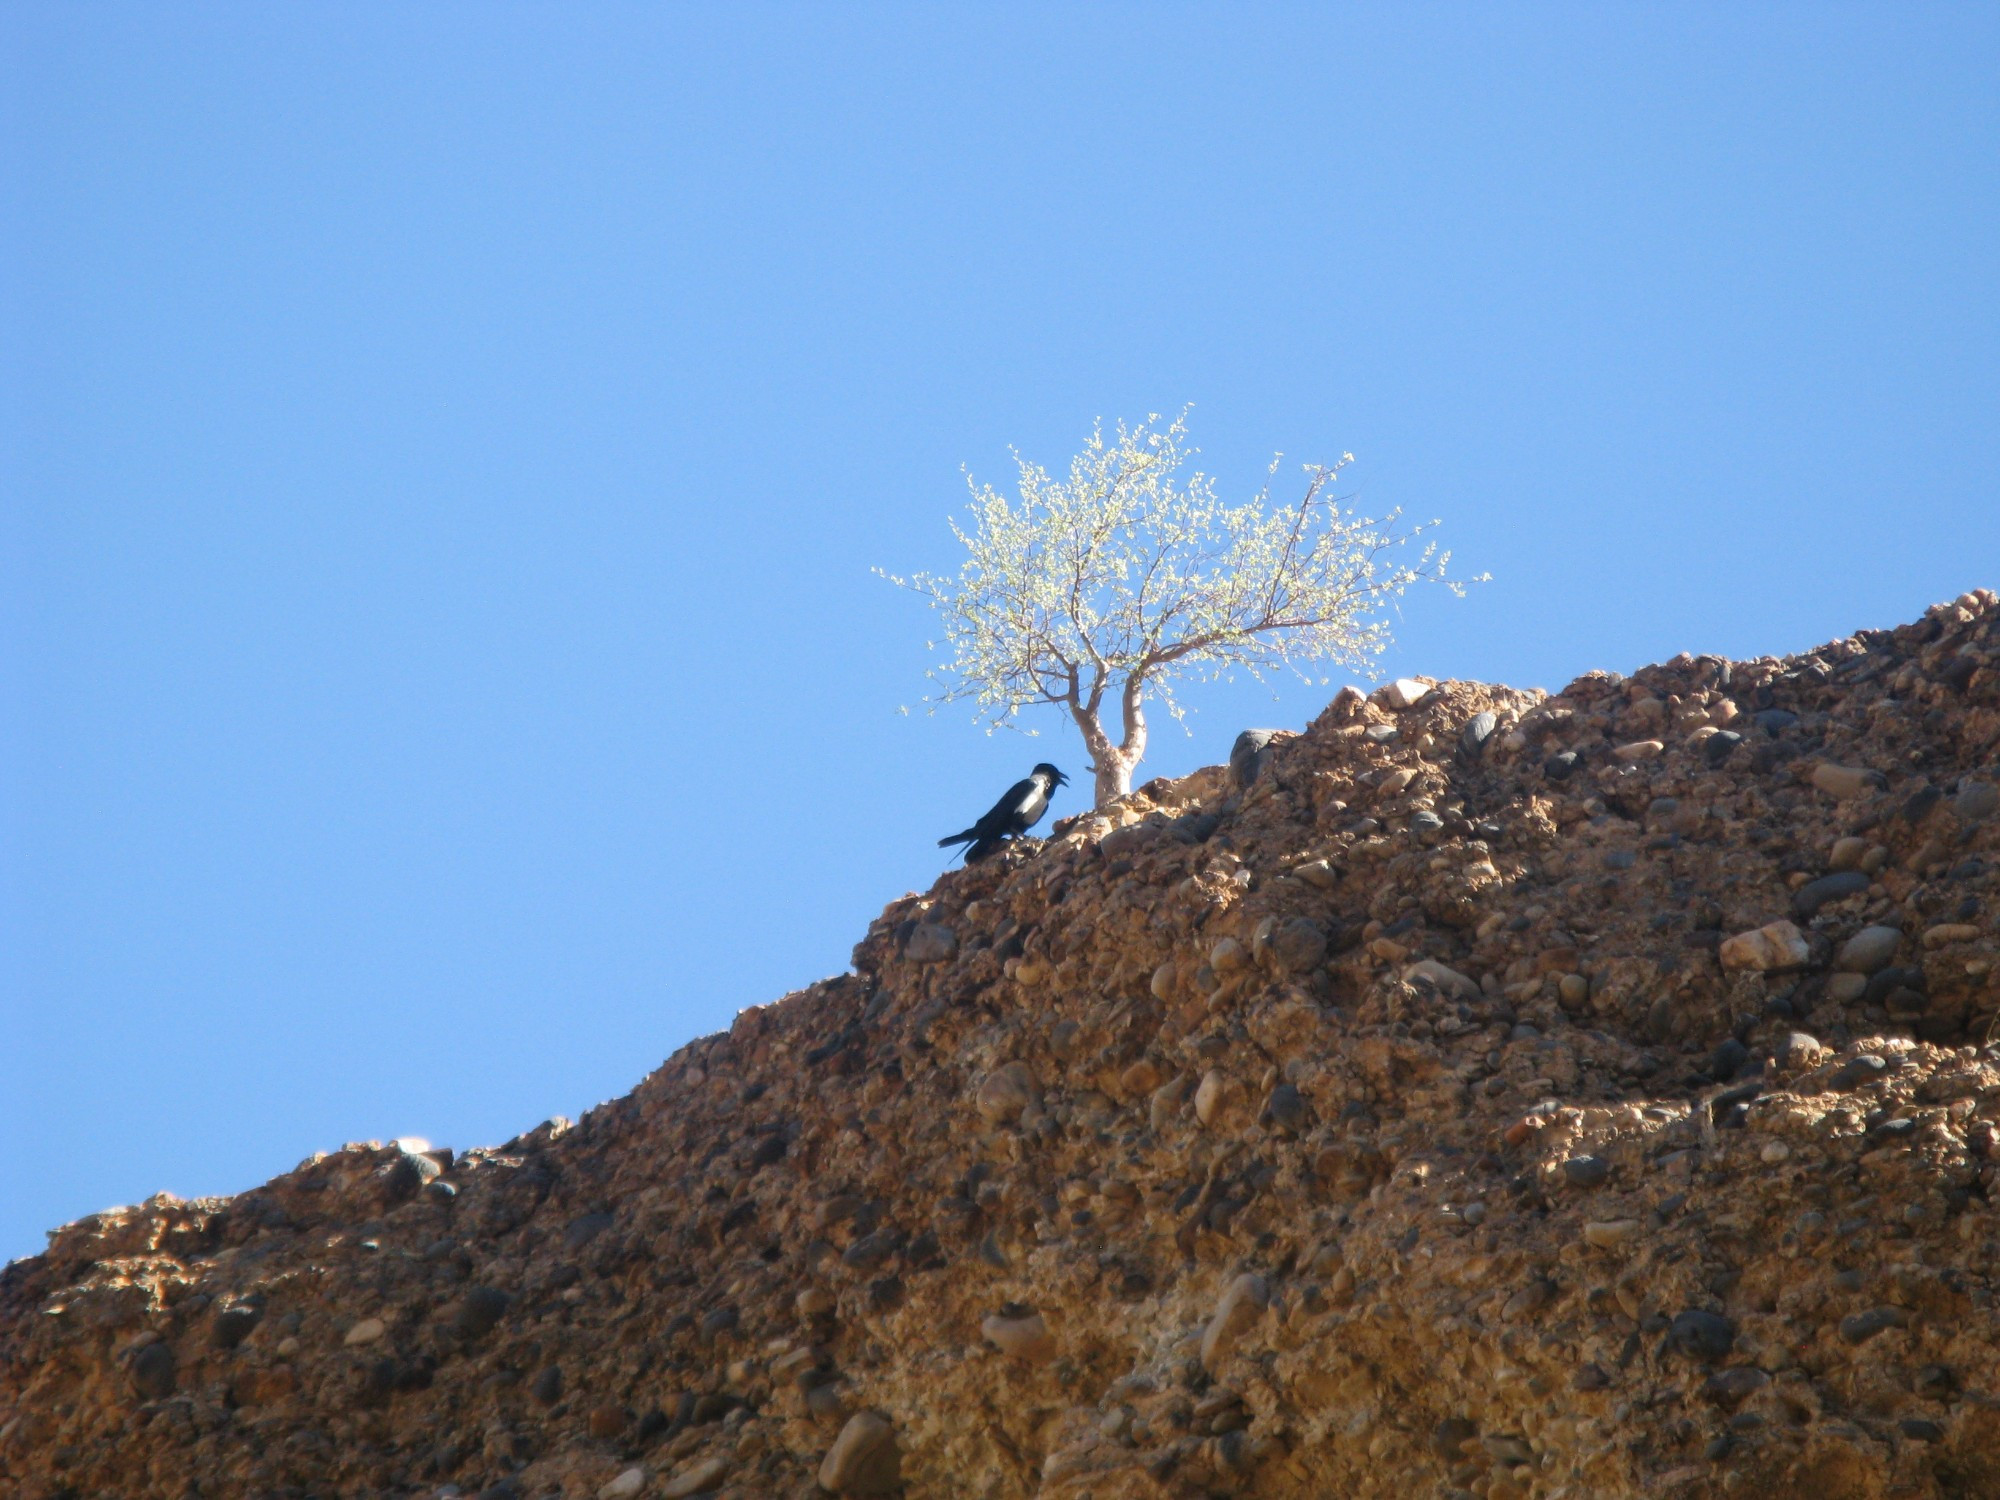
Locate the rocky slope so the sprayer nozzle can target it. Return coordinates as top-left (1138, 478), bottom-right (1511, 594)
top-left (7, 593), bottom-right (2000, 1500)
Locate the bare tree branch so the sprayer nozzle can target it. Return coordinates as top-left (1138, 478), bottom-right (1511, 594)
top-left (882, 411), bottom-right (1476, 804)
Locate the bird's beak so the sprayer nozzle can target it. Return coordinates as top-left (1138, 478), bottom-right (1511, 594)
top-left (1055, 771), bottom-right (1070, 786)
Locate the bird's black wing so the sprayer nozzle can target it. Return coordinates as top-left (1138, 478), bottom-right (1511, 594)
top-left (940, 776), bottom-right (1038, 850)
top-left (975, 777), bottom-right (1038, 839)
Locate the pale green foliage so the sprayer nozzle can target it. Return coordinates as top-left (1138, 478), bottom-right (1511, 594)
top-left (880, 410), bottom-right (1471, 802)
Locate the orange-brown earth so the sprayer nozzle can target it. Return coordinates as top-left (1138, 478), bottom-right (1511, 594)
top-left (6, 592), bottom-right (2000, 1500)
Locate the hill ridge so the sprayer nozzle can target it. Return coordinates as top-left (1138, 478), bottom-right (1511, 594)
top-left (5, 589), bottom-right (2000, 1500)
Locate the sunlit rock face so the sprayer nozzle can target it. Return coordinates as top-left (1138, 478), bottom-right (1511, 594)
top-left (5, 590), bottom-right (2000, 1500)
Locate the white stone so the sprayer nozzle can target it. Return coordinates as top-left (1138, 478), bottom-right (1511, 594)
top-left (1382, 677), bottom-right (1432, 710)
top-left (818, 1410), bottom-right (900, 1493)
top-left (1582, 1219), bottom-right (1642, 1248)
top-left (981, 1308), bottom-right (1055, 1364)
top-left (342, 1317), bottom-right (386, 1347)
top-left (1613, 739), bottom-right (1664, 762)
top-left (598, 1469), bottom-right (647, 1500)
top-left (1403, 959), bottom-right (1480, 1000)
top-left (1194, 1069), bottom-right (1229, 1127)
top-left (1376, 766), bottom-right (1418, 798)
top-left (662, 1457), bottom-right (726, 1498)
top-left (1719, 921), bottom-right (1810, 972)
top-left (1200, 1272), bottom-right (1269, 1369)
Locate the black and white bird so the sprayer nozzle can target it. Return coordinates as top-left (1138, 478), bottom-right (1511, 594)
top-left (938, 763), bottom-right (1069, 862)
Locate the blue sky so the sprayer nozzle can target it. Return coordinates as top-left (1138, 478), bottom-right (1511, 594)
top-left (4, 5), bottom-right (1996, 1264)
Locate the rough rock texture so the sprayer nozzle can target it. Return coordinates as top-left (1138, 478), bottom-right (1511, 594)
top-left (7, 591), bottom-right (2000, 1500)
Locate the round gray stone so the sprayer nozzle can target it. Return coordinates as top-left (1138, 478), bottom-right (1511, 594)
top-left (1835, 926), bottom-right (1902, 974)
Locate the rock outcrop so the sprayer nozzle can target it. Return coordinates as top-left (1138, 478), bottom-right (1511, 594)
top-left (6, 591), bottom-right (2000, 1500)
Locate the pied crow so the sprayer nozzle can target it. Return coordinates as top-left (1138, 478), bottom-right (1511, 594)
top-left (938, 763), bottom-right (1069, 862)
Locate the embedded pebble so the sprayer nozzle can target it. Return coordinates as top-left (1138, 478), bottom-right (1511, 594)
top-left (662, 1458), bottom-right (726, 1498)
top-left (598, 1469), bottom-right (647, 1500)
top-left (1201, 1273), bottom-right (1270, 1369)
top-left (1210, 937), bottom-right (1250, 973)
top-left (1719, 921), bottom-right (1810, 971)
top-left (1382, 678), bottom-right (1432, 710)
top-left (1562, 1155), bottom-right (1610, 1188)
top-left (1583, 1219), bottom-right (1642, 1248)
top-left (974, 1063), bottom-right (1040, 1127)
top-left (1705, 1368), bottom-right (1769, 1402)
top-left (1840, 1307), bottom-right (1910, 1345)
top-left (1957, 780), bottom-right (1997, 823)
top-left (1405, 959), bottom-right (1480, 1000)
top-left (1710, 1037), bottom-right (1750, 1080)
top-left (1668, 1309), bottom-right (1735, 1362)
top-left (1810, 762), bottom-right (1881, 799)
top-left (1262, 1082), bottom-right (1308, 1133)
top-left (1194, 1070), bottom-right (1229, 1127)
top-left (1230, 729), bottom-right (1278, 788)
top-left (454, 1286), bottom-right (510, 1340)
top-left (343, 1318), bottom-right (386, 1347)
top-left (1703, 730), bottom-right (1744, 764)
top-left (1793, 871), bottom-right (1870, 917)
top-left (1265, 917), bottom-right (1328, 974)
top-left (1836, 926), bottom-right (1903, 974)
top-left (1830, 1054), bottom-right (1891, 1090)
top-left (1924, 923), bottom-right (1982, 948)
top-left (904, 923), bottom-right (957, 964)
top-left (981, 1305), bottom-right (1055, 1365)
top-left (1294, 859), bottom-right (1337, 890)
top-left (131, 1341), bottom-right (176, 1399)
top-left (1773, 1032), bottom-right (1826, 1070)
top-left (818, 1410), bottom-right (902, 1494)
top-left (1377, 767), bottom-right (1418, 799)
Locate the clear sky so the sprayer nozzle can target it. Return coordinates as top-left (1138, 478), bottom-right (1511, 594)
top-left (4, 6), bottom-right (1996, 1265)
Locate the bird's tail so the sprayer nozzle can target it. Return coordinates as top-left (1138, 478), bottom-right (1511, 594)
top-left (937, 829), bottom-right (977, 849)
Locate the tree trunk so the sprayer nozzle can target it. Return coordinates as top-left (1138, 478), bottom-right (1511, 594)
top-left (1069, 673), bottom-right (1149, 810)
top-left (1091, 746), bottom-right (1137, 808)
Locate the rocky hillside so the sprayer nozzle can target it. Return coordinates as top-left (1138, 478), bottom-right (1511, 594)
top-left (7, 593), bottom-right (2000, 1500)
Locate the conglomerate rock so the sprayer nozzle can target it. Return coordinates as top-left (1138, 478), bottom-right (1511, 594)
top-left (6, 591), bottom-right (2000, 1500)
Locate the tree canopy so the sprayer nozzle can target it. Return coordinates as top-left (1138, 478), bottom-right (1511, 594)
top-left (883, 411), bottom-right (1470, 806)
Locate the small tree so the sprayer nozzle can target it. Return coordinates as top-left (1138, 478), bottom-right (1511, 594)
top-left (881, 411), bottom-right (1470, 809)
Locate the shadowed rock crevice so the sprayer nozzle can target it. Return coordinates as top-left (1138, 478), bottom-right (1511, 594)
top-left (4, 590), bottom-right (2000, 1499)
